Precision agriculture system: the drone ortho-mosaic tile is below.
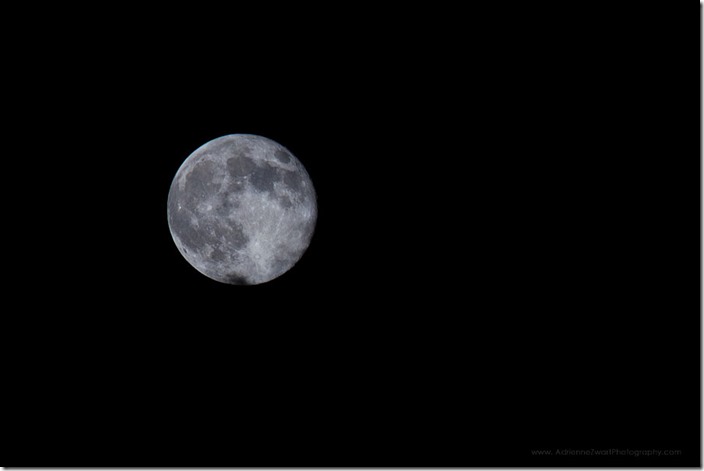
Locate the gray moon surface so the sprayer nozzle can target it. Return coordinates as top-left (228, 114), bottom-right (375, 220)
top-left (167, 134), bottom-right (317, 285)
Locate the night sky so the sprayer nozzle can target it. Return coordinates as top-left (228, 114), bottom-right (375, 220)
top-left (5, 5), bottom-right (698, 467)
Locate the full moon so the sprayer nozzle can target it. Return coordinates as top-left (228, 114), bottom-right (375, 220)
top-left (167, 134), bottom-right (317, 285)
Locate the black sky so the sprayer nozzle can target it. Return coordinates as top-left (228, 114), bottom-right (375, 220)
top-left (5, 5), bottom-right (699, 467)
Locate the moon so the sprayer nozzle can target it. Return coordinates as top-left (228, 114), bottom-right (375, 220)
top-left (167, 134), bottom-right (317, 285)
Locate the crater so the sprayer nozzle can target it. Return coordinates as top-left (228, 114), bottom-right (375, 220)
top-left (225, 273), bottom-right (250, 285)
top-left (210, 247), bottom-right (227, 262)
top-left (226, 178), bottom-right (247, 195)
top-left (209, 138), bottom-right (251, 160)
top-left (184, 160), bottom-right (219, 196)
top-left (250, 164), bottom-right (280, 193)
top-left (169, 213), bottom-right (204, 253)
top-left (215, 196), bottom-right (240, 216)
top-left (223, 222), bottom-right (249, 250)
top-left (274, 149), bottom-right (291, 163)
top-left (272, 256), bottom-right (291, 274)
top-left (282, 169), bottom-right (304, 193)
top-left (276, 193), bottom-right (294, 209)
top-left (227, 154), bottom-right (257, 178)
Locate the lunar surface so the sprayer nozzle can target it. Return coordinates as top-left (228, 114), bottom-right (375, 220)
top-left (167, 134), bottom-right (317, 285)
